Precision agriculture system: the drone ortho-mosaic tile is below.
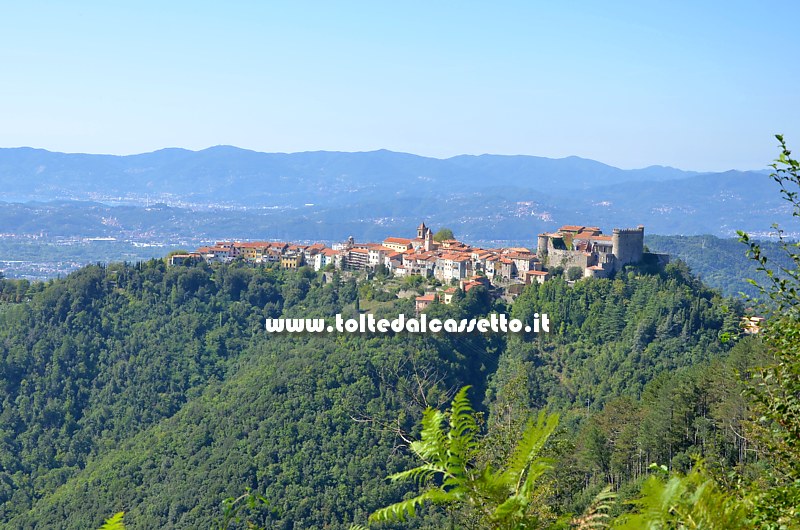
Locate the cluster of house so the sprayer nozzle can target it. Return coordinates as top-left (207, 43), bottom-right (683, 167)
top-left (170, 222), bottom-right (665, 287)
top-left (413, 274), bottom-right (493, 312)
top-left (171, 222), bottom-right (550, 285)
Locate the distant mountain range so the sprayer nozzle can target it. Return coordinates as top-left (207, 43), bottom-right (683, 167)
top-left (0, 146), bottom-right (786, 242)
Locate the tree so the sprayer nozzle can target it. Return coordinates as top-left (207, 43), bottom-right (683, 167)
top-left (738, 134), bottom-right (800, 525)
top-left (434, 228), bottom-right (455, 242)
top-left (567, 266), bottom-right (583, 281)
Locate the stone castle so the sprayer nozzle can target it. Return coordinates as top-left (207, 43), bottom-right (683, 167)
top-left (537, 224), bottom-right (665, 278)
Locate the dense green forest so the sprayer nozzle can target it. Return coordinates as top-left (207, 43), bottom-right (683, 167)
top-left (0, 251), bottom-right (756, 528)
top-left (646, 234), bottom-right (789, 299)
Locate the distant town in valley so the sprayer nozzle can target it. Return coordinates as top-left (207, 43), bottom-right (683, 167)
top-left (170, 222), bottom-right (670, 306)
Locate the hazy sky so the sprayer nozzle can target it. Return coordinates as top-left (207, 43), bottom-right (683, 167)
top-left (1, 2), bottom-right (797, 171)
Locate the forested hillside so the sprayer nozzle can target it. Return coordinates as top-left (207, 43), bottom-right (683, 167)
top-left (646, 234), bottom-right (789, 299)
top-left (0, 257), bottom-right (751, 528)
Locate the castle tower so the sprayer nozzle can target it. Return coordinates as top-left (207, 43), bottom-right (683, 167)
top-left (611, 225), bottom-right (644, 268)
top-left (537, 234), bottom-right (549, 258)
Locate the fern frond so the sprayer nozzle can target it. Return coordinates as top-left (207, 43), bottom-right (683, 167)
top-left (475, 464), bottom-right (509, 499)
top-left (97, 512), bottom-right (125, 530)
top-left (368, 488), bottom-right (455, 522)
top-left (449, 385), bottom-right (478, 441)
top-left (447, 386), bottom-right (479, 479)
top-left (500, 411), bottom-right (559, 490)
top-left (519, 457), bottom-right (555, 497)
top-left (388, 463), bottom-right (447, 485)
top-left (414, 408), bottom-right (448, 462)
top-left (493, 493), bottom-right (528, 521)
top-left (571, 486), bottom-right (616, 530)
top-left (615, 468), bottom-right (751, 530)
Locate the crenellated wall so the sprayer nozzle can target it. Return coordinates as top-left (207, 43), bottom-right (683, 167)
top-left (611, 225), bottom-right (644, 267)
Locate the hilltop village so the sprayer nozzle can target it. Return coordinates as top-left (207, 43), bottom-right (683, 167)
top-left (171, 222), bottom-right (668, 293)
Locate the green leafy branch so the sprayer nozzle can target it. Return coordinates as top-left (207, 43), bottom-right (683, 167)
top-left (367, 385), bottom-right (560, 529)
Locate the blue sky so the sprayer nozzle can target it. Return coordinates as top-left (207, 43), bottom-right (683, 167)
top-left (0, 1), bottom-right (797, 171)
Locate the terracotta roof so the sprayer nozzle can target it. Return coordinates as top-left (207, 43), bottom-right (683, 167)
top-left (384, 237), bottom-right (412, 244)
top-left (463, 281), bottom-right (483, 292)
top-left (236, 242), bottom-right (269, 248)
top-left (416, 293), bottom-right (436, 302)
top-left (439, 253), bottom-right (467, 261)
top-left (526, 270), bottom-right (549, 276)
